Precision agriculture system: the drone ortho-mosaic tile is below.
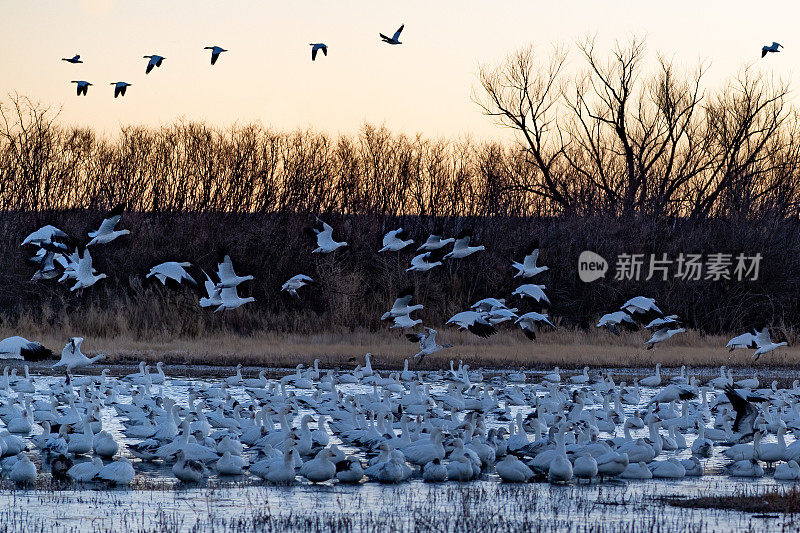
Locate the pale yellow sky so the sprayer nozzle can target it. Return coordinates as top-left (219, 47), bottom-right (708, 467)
top-left (1, 1), bottom-right (797, 140)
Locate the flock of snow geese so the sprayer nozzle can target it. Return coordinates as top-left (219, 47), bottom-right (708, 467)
top-left (0, 355), bottom-right (795, 486)
top-left (60, 23), bottom-right (406, 97)
top-left (0, 208), bottom-right (791, 488)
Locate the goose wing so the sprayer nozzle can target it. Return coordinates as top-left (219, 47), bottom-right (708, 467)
top-left (723, 384), bottom-right (757, 437)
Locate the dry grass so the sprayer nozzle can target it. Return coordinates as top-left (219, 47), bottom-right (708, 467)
top-left (7, 324), bottom-right (800, 370)
top-left (666, 486), bottom-right (800, 514)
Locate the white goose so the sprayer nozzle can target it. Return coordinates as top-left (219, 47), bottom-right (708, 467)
top-left (511, 243), bottom-right (548, 278)
top-left (309, 218), bottom-right (347, 253)
top-left (88, 205), bottom-right (128, 244)
top-left (70, 248), bottom-right (107, 291)
top-left (406, 328), bottom-right (452, 363)
top-left (146, 262), bottom-right (195, 286)
top-left (444, 234), bottom-right (484, 259)
top-left (52, 338), bottom-right (104, 372)
top-left (379, 228), bottom-right (413, 252)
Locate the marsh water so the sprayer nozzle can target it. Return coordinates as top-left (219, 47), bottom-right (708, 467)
top-left (1, 365), bottom-right (798, 533)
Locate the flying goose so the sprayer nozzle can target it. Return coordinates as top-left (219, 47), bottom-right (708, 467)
top-left (52, 337), bottom-right (104, 371)
top-left (444, 234), bottom-right (485, 259)
top-left (71, 80), bottom-right (92, 96)
top-left (381, 287), bottom-right (422, 321)
top-left (144, 54), bottom-right (165, 74)
top-left (511, 284), bottom-right (551, 305)
top-left (511, 242), bottom-right (548, 278)
top-left (379, 228), bottom-right (414, 252)
top-left (645, 327), bottom-right (685, 349)
top-left (214, 285), bottom-right (255, 312)
top-left (199, 270), bottom-right (223, 308)
top-left (308, 218), bottom-right (347, 253)
top-left (281, 274), bottom-right (315, 298)
top-left (406, 328), bottom-right (452, 363)
top-left (446, 311), bottom-right (497, 338)
top-left (110, 82), bottom-right (131, 98)
top-left (514, 312), bottom-right (554, 341)
top-left (380, 24), bottom-right (404, 45)
top-left (0, 337), bottom-right (53, 361)
top-left (723, 384), bottom-right (759, 443)
top-left (310, 43), bottom-right (328, 61)
top-left (215, 255), bottom-right (254, 289)
top-left (762, 42), bottom-right (782, 58)
top-left (204, 45), bottom-right (227, 65)
top-left (61, 54), bottom-right (82, 64)
top-left (88, 204), bottom-right (129, 245)
top-left (21, 225), bottom-right (69, 248)
top-left (596, 311), bottom-right (637, 336)
top-left (70, 247), bottom-right (107, 291)
top-left (418, 234), bottom-right (454, 251)
top-left (406, 248), bottom-right (446, 272)
top-left (726, 331), bottom-right (758, 352)
top-left (751, 327), bottom-right (788, 361)
top-left (146, 262), bottom-right (196, 286)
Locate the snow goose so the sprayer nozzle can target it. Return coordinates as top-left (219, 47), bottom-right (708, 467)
top-left (309, 43), bottom-right (328, 61)
top-left (775, 460), bottom-right (800, 481)
top-left (299, 448), bottom-right (336, 482)
top-left (681, 456), bottom-right (703, 477)
top-left (147, 262), bottom-right (195, 286)
top-left (751, 327), bottom-right (788, 361)
top-left (569, 367), bottom-right (591, 385)
top-left (381, 287), bottom-right (422, 321)
top-left (406, 249), bottom-right (445, 272)
top-left (70, 247), bottom-right (107, 291)
top-left (21, 225), bottom-right (69, 248)
top-left (723, 384), bottom-right (759, 442)
top-left (265, 444), bottom-right (298, 484)
top-left (548, 425), bottom-right (573, 483)
top-left (756, 422), bottom-right (787, 466)
top-left (379, 24), bottom-right (404, 45)
top-left (110, 82), bottom-right (132, 98)
top-left (727, 458), bottom-right (764, 477)
top-left (511, 243), bottom-right (548, 278)
top-left (214, 285), bottom-right (255, 312)
top-left (9, 454), bottom-right (36, 485)
top-left (646, 326), bottom-right (686, 349)
top-left (727, 332), bottom-right (758, 352)
top-left (573, 452), bottom-right (598, 483)
top-left (93, 431), bottom-right (119, 458)
top-left (418, 234), bottom-right (454, 251)
top-left (52, 338), bottom-right (104, 372)
top-left (512, 284), bottom-right (550, 305)
top-left (650, 458), bottom-right (685, 479)
top-left (406, 328), bottom-right (452, 364)
top-left (308, 218), bottom-right (347, 253)
top-left (515, 312), bottom-right (553, 340)
top-left (379, 228), bottom-right (413, 252)
top-left (216, 451), bottom-right (246, 475)
top-left (96, 457), bottom-right (135, 485)
top-left (446, 455), bottom-right (475, 481)
top-left (495, 454), bottom-right (534, 482)
top-left (620, 296), bottom-right (663, 320)
top-left (62, 54), bottom-right (83, 64)
top-left (336, 456), bottom-right (365, 483)
top-left (596, 311), bottom-right (637, 336)
top-left (204, 45), bottom-right (227, 65)
top-left (71, 80), bottom-right (92, 96)
top-left (143, 54), bottom-right (165, 73)
top-left (595, 451), bottom-right (629, 480)
top-left (173, 450), bottom-right (208, 482)
top-left (422, 457), bottom-right (448, 482)
top-left (762, 42), bottom-right (783, 58)
top-left (68, 457), bottom-right (104, 482)
top-left (639, 364), bottom-right (662, 387)
top-left (446, 311), bottom-right (496, 338)
top-left (621, 461), bottom-right (652, 479)
top-left (0, 336), bottom-right (52, 361)
top-left (444, 234), bottom-right (484, 259)
top-left (281, 274), bottom-right (315, 298)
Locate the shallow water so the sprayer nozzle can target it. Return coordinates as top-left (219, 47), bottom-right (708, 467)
top-left (1, 366), bottom-right (798, 532)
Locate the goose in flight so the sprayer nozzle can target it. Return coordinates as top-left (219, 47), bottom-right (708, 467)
top-left (727, 331), bottom-right (758, 352)
top-left (406, 249), bottom-right (445, 272)
top-left (21, 225), bottom-right (69, 248)
top-left (446, 311), bottom-right (496, 338)
top-left (418, 234), bottom-right (454, 251)
top-left (88, 204), bottom-right (129, 245)
top-left (644, 315), bottom-right (681, 330)
top-left (308, 218), bottom-right (347, 253)
top-left (723, 384), bottom-right (759, 443)
top-left (70, 247), bottom-right (107, 291)
top-left (380, 24), bottom-right (404, 45)
top-left (381, 287), bottom-right (422, 321)
top-left (515, 312), bottom-right (554, 341)
top-left (444, 234), bottom-right (485, 259)
top-left (199, 270), bottom-right (223, 308)
top-left (511, 242), bottom-right (548, 278)
top-left (390, 313), bottom-right (422, 330)
top-left (512, 284), bottom-right (551, 305)
top-left (596, 311), bottom-right (637, 336)
top-left (215, 255), bottom-right (253, 289)
top-left (214, 285), bottom-right (255, 312)
top-left (379, 228), bottom-right (414, 252)
top-left (52, 337), bottom-right (104, 372)
top-left (281, 274), bottom-right (315, 298)
top-left (406, 328), bottom-right (452, 363)
top-left (0, 336), bottom-right (53, 361)
top-left (144, 54), bottom-right (165, 74)
top-left (146, 262), bottom-right (196, 286)
top-left (71, 81), bottom-right (92, 96)
top-left (310, 43), bottom-right (328, 61)
top-left (751, 327), bottom-right (788, 361)
top-left (62, 54), bottom-right (82, 64)
top-left (645, 326), bottom-right (685, 349)
top-left (204, 45), bottom-right (227, 65)
top-left (762, 42), bottom-right (782, 58)
top-left (110, 82), bottom-right (131, 98)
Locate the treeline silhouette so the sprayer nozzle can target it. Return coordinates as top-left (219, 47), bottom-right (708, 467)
top-left (0, 38), bottom-right (799, 339)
